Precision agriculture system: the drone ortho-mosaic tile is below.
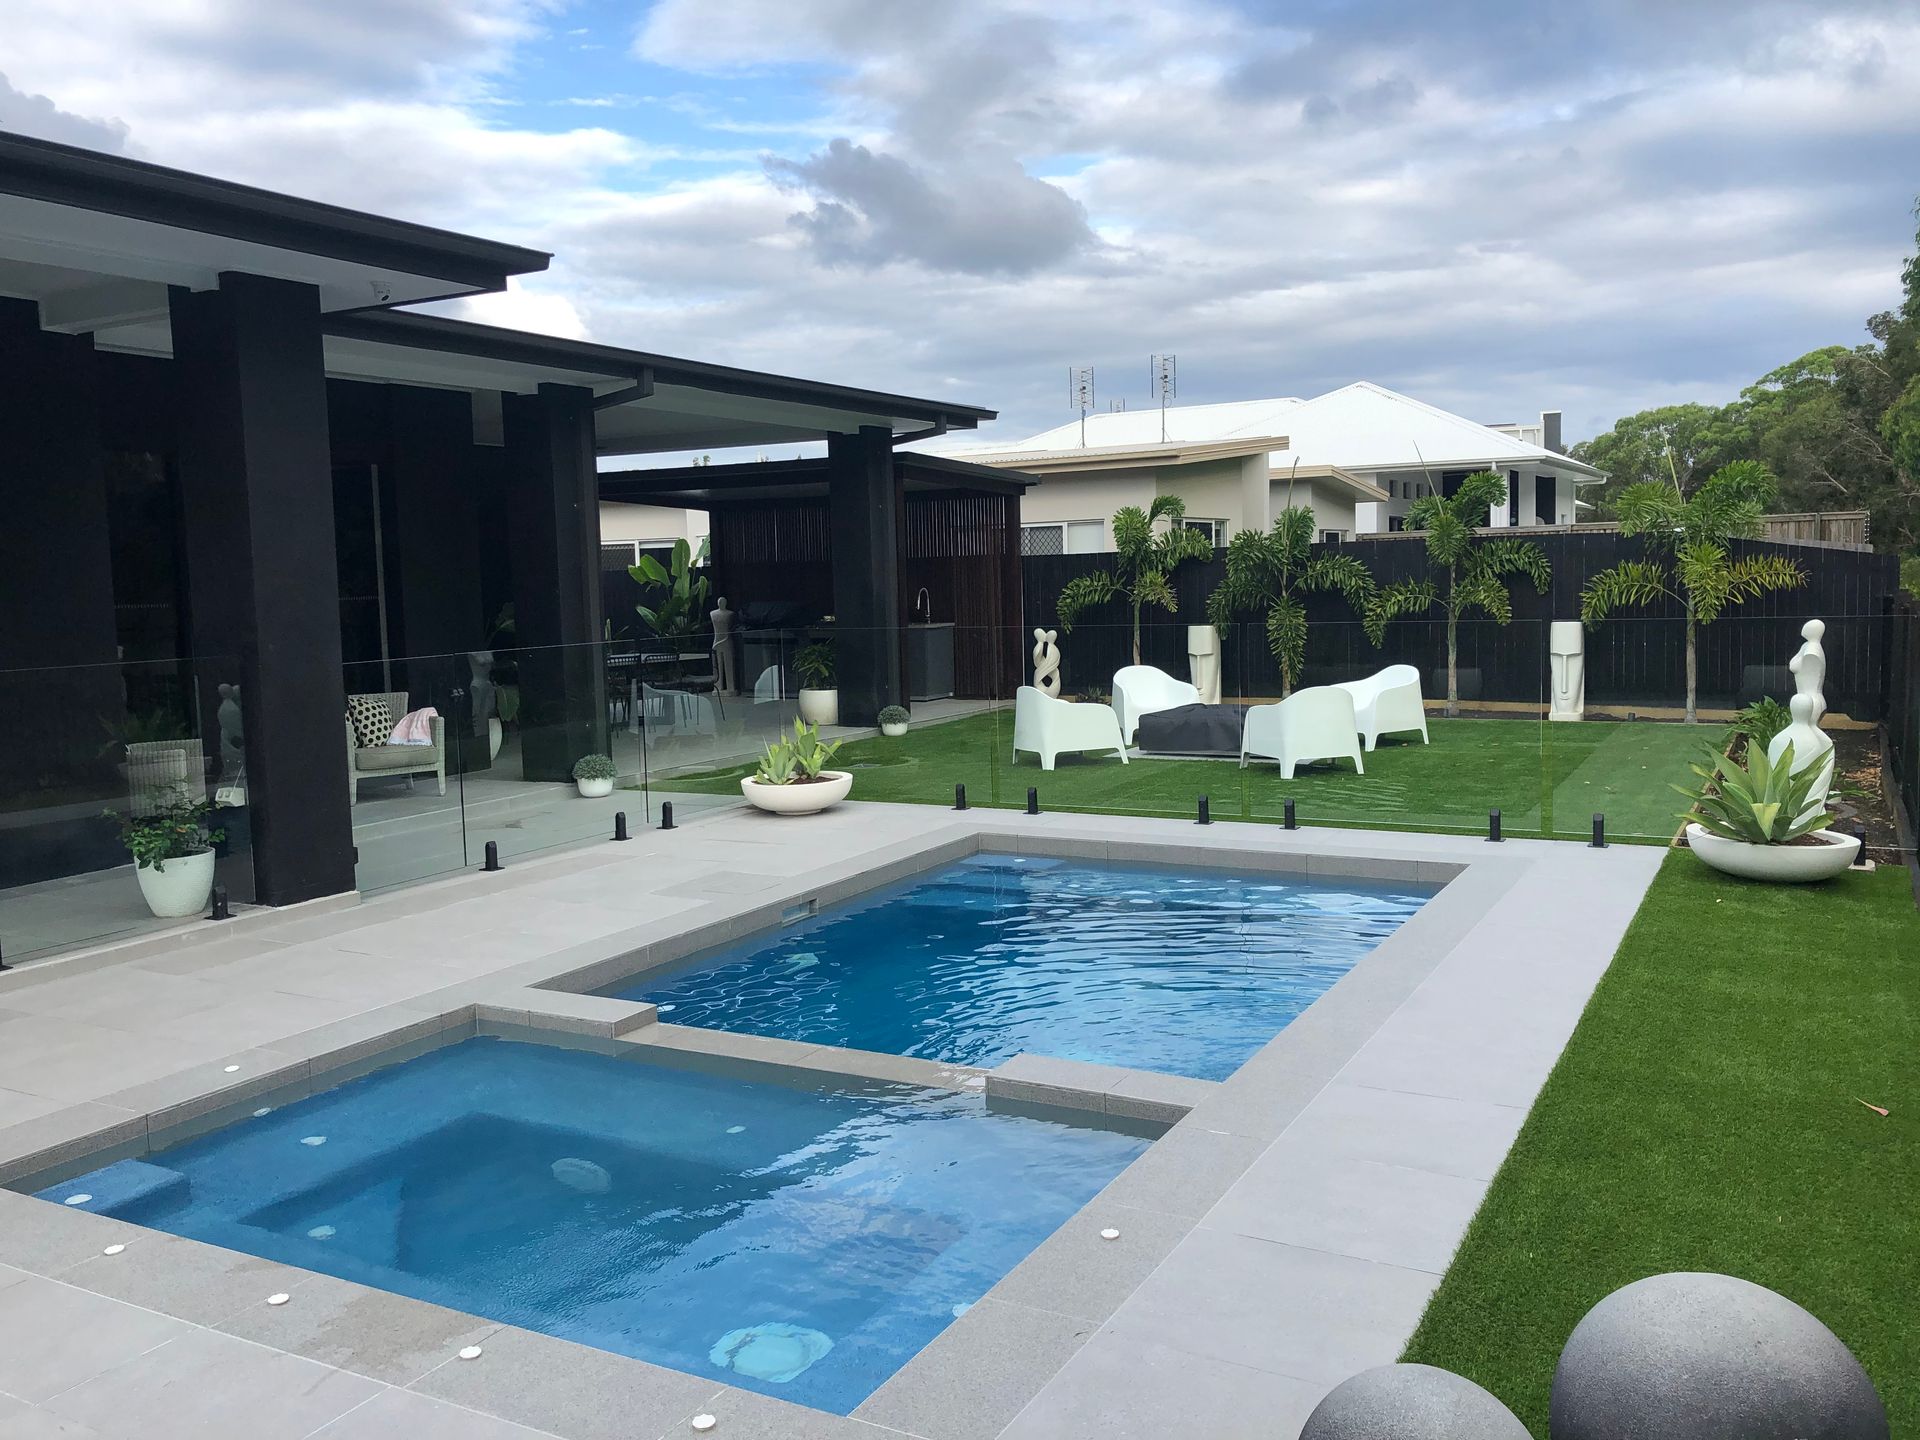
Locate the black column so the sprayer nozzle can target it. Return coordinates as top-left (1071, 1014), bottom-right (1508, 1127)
top-left (385, 385), bottom-right (486, 770)
top-left (828, 425), bottom-right (902, 726)
top-left (170, 273), bottom-right (355, 905)
top-left (0, 300), bottom-right (124, 850)
top-left (502, 383), bottom-right (606, 781)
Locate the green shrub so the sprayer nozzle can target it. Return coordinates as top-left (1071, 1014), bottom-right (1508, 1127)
top-left (1676, 740), bottom-right (1833, 845)
top-left (795, 640), bottom-right (835, 689)
top-left (571, 753), bottom-right (617, 781)
top-left (1723, 696), bottom-right (1791, 752)
top-left (754, 718), bottom-right (842, 785)
top-left (111, 799), bottom-right (224, 873)
top-left (878, 705), bottom-right (911, 725)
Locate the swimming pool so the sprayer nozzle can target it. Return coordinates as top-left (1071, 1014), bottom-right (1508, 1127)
top-left (36, 1036), bottom-right (1145, 1415)
top-left (615, 855), bottom-right (1434, 1081)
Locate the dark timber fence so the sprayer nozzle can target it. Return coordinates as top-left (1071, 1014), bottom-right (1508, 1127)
top-left (1888, 602), bottom-right (1920, 844)
top-left (1023, 532), bottom-right (1901, 720)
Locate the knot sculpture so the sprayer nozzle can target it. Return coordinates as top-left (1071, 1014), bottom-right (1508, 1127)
top-left (1031, 628), bottom-right (1061, 698)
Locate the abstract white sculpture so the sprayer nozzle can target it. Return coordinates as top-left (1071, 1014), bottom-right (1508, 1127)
top-left (1789, 619), bottom-right (1826, 724)
top-left (1187, 625), bottom-right (1222, 705)
top-left (1766, 692), bottom-right (1835, 820)
top-left (1031, 628), bottom-right (1061, 698)
top-left (710, 596), bottom-right (737, 694)
top-left (1549, 620), bottom-right (1586, 722)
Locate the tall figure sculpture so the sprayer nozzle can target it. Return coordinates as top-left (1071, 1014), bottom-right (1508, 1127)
top-left (1766, 693), bottom-right (1835, 821)
top-left (711, 595), bottom-right (738, 695)
top-left (1031, 628), bottom-right (1061, 699)
top-left (1549, 620), bottom-right (1586, 721)
top-left (1789, 618), bottom-right (1826, 724)
top-left (1187, 625), bottom-right (1222, 705)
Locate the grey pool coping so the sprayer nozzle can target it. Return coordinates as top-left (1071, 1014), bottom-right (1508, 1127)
top-left (0, 802), bottom-right (1664, 1439)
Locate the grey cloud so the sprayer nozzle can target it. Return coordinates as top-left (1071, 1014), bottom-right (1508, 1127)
top-left (765, 139), bottom-right (1096, 276)
top-left (0, 73), bottom-right (127, 151)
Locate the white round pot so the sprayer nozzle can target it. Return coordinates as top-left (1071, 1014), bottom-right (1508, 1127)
top-left (797, 688), bottom-right (839, 726)
top-left (1685, 823), bottom-right (1859, 883)
top-left (575, 776), bottom-right (614, 798)
top-left (741, 770), bottom-right (853, 815)
top-left (135, 848), bottom-right (216, 918)
top-left (881, 722), bottom-right (909, 738)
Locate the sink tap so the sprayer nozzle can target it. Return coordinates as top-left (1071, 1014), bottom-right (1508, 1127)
top-left (914, 587), bottom-right (931, 622)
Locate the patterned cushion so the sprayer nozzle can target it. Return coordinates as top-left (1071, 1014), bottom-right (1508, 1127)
top-left (346, 694), bottom-right (393, 750)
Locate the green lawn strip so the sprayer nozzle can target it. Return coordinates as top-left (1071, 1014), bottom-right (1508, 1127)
top-left (657, 712), bottom-right (1707, 842)
top-left (1400, 853), bottom-right (1919, 1435)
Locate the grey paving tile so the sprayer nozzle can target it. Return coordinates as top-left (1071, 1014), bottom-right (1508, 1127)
top-left (0, 1087), bottom-right (67, 1131)
top-left (41, 1327), bottom-right (383, 1440)
top-left (1112, 1227), bottom-right (1437, 1385)
top-left (484, 990), bottom-right (657, 1039)
top-left (656, 1388), bottom-right (898, 1440)
top-left (1093, 1124), bottom-right (1271, 1219)
top-left (0, 1192), bottom-right (155, 1276)
top-left (0, 1272), bottom-right (192, 1403)
top-left (304, 1386), bottom-right (558, 1440)
top-left (59, 1230), bottom-right (312, 1327)
top-left (852, 1299), bottom-right (1095, 1440)
top-left (999, 1322), bottom-right (1327, 1440)
top-left (1103, 1070), bottom-right (1215, 1124)
top-left (1176, 1063), bottom-right (1325, 1141)
top-left (1202, 1138), bottom-right (1489, 1274)
top-left (215, 1272), bottom-right (501, 1386)
top-left (0, 1012), bottom-right (211, 1105)
top-left (95, 1049), bottom-right (309, 1131)
top-left (1280, 1082), bottom-right (1526, 1183)
top-left (0, 1104), bottom-right (146, 1187)
top-left (264, 1008), bottom-right (468, 1074)
top-left (144, 989), bottom-right (365, 1050)
top-left (407, 1324), bottom-right (716, 1440)
top-left (987, 1203), bottom-right (1190, 1324)
top-left (0, 1391), bottom-right (103, 1438)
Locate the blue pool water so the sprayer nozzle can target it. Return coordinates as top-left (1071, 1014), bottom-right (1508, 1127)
top-left (617, 856), bottom-right (1433, 1081)
top-left (38, 1037), bottom-right (1145, 1415)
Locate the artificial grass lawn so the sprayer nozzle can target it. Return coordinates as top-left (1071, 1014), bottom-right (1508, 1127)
top-left (660, 711), bottom-right (1711, 841)
top-left (1402, 852), bottom-right (1919, 1434)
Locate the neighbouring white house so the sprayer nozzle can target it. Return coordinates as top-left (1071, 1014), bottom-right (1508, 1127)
top-left (598, 498), bottom-right (709, 569)
top-left (940, 382), bottom-right (1604, 552)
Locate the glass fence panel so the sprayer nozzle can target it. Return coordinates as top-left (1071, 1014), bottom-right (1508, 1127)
top-left (345, 651), bottom-right (471, 892)
top-left (0, 654), bottom-right (253, 964)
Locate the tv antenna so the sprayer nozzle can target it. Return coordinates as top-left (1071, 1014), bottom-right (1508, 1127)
top-left (1068, 365), bottom-right (1096, 446)
top-left (1150, 353), bottom-right (1177, 441)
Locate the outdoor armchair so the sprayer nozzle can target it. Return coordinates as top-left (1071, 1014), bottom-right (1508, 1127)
top-left (1334, 663), bottom-right (1429, 751)
top-left (1240, 685), bottom-right (1364, 779)
top-left (1013, 685), bottom-right (1129, 772)
top-left (345, 691), bottom-right (445, 805)
top-left (1111, 665), bottom-right (1201, 745)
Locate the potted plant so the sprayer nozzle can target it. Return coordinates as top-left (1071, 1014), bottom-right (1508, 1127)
top-left (795, 640), bottom-right (838, 726)
top-left (878, 704), bottom-right (911, 738)
top-left (1676, 741), bottom-right (1859, 882)
top-left (741, 718), bottom-right (852, 815)
top-left (571, 753), bottom-right (617, 798)
top-left (112, 799), bottom-right (224, 918)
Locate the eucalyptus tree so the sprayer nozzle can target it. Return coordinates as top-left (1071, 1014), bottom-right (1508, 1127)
top-left (1366, 470), bottom-right (1551, 717)
top-left (1205, 507), bottom-right (1376, 696)
top-left (1056, 495), bottom-right (1214, 666)
top-left (1579, 460), bottom-right (1805, 722)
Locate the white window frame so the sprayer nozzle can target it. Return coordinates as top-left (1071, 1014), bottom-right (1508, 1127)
top-left (1183, 517), bottom-right (1226, 546)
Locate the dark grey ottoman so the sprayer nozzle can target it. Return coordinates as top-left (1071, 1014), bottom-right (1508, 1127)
top-left (1134, 702), bottom-right (1246, 756)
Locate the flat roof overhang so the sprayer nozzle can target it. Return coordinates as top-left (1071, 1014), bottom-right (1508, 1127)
top-left (601, 452), bottom-right (1033, 509)
top-left (0, 132), bottom-right (550, 333)
top-left (319, 311), bottom-right (997, 455)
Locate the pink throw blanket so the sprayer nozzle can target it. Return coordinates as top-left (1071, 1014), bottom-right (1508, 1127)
top-left (387, 707), bottom-right (439, 746)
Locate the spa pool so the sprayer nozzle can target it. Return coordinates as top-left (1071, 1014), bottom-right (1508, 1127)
top-left (36, 1036), bottom-right (1147, 1414)
top-left (616, 855), bottom-right (1434, 1080)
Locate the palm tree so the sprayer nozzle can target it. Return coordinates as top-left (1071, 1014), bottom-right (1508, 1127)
top-left (1205, 507), bottom-right (1376, 696)
top-left (1056, 496), bottom-right (1215, 665)
top-left (1580, 460), bottom-right (1806, 722)
top-left (1366, 470), bottom-right (1551, 717)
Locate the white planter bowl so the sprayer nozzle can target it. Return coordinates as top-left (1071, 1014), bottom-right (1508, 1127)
top-left (135, 848), bottom-right (216, 918)
top-left (1685, 823), bottom-right (1860, 883)
top-left (575, 776), bottom-right (614, 798)
top-left (797, 688), bottom-right (839, 726)
top-left (741, 770), bottom-right (853, 815)
top-left (881, 722), bottom-right (909, 738)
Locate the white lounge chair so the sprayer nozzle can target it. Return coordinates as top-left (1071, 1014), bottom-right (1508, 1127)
top-left (1335, 663), bottom-right (1429, 751)
top-left (1240, 686), bottom-right (1364, 779)
top-left (1112, 665), bottom-right (1201, 745)
top-left (1012, 686), bottom-right (1129, 772)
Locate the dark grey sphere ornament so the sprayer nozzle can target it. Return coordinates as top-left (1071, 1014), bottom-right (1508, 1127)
top-left (1550, 1272), bottom-right (1888, 1439)
top-left (1301, 1363), bottom-right (1530, 1439)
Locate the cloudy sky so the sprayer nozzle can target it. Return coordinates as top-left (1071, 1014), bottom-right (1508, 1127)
top-left (4, 0), bottom-right (1917, 449)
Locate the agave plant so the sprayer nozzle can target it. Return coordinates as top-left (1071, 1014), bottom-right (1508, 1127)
top-left (754, 718), bottom-right (843, 785)
top-left (1676, 740), bottom-right (1833, 845)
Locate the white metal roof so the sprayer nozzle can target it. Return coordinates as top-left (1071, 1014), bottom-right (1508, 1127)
top-left (963, 381), bottom-right (1601, 482)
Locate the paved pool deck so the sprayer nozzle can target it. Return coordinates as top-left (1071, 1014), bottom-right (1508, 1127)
top-left (0, 801), bottom-right (1663, 1439)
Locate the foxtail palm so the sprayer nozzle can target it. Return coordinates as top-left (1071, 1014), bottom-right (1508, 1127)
top-left (1205, 508), bottom-right (1376, 696)
top-left (1365, 471), bottom-right (1550, 716)
top-left (1056, 495), bottom-right (1214, 665)
top-left (1580, 460), bottom-right (1805, 722)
